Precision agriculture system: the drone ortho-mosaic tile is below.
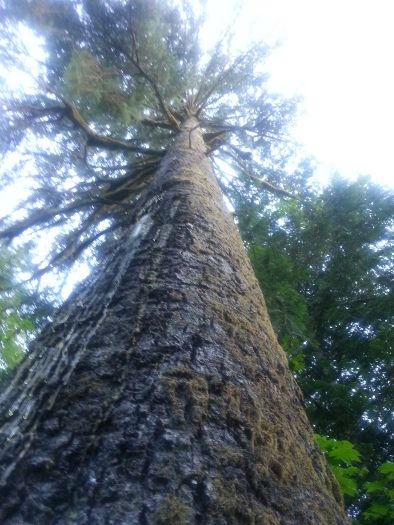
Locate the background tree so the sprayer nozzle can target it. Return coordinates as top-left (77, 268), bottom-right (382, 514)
top-left (0, 1), bottom-right (349, 524)
top-left (0, 244), bottom-right (52, 379)
top-left (230, 171), bottom-right (394, 522)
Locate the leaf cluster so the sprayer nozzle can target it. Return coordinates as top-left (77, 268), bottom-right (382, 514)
top-left (364, 462), bottom-right (394, 524)
top-left (315, 434), bottom-right (365, 497)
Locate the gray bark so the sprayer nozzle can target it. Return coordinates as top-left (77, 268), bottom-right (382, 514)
top-left (0, 117), bottom-right (349, 524)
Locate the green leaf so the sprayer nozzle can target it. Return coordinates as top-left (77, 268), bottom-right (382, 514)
top-left (331, 466), bottom-right (359, 496)
top-left (365, 480), bottom-right (386, 494)
top-left (378, 462), bottom-right (394, 480)
top-left (364, 502), bottom-right (390, 519)
top-left (314, 434), bottom-right (365, 498)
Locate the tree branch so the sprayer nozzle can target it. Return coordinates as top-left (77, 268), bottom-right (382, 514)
top-left (100, 25), bottom-right (180, 130)
top-left (61, 99), bottom-right (165, 155)
top-left (4, 100), bottom-right (166, 156)
top-left (223, 150), bottom-right (296, 199)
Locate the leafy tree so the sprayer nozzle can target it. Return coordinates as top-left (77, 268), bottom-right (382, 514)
top-left (231, 171), bottom-right (393, 521)
top-left (0, 244), bottom-right (52, 378)
top-left (0, 1), bottom-right (348, 523)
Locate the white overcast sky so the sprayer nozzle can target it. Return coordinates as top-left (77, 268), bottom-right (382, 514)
top-left (203, 0), bottom-right (394, 187)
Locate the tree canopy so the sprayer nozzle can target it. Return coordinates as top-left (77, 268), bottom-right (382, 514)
top-left (0, 0), bottom-right (295, 282)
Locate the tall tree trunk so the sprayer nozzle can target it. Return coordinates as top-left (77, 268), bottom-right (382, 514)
top-left (0, 117), bottom-right (349, 524)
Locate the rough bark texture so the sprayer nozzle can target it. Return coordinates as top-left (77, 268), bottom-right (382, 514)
top-left (0, 118), bottom-right (349, 524)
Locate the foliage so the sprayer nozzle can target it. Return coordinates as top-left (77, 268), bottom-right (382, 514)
top-left (315, 435), bottom-right (394, 521)
top-left (363, 462), bottom-right (394, 524)
top-left (248, 243), bottom-right (309, 372)
top-left (0, 244), bottom-right (52, 378)
top-left (315, 434), bottom-right (365, 497)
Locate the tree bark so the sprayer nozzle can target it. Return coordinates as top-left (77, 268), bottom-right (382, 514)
top-left (0, 117), bottom-right (349, 524)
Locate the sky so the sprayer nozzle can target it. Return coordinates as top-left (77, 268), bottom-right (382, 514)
top-left (203, 0), bottom-right (394, 187)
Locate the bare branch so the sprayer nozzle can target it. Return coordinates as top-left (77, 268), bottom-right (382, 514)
top-left (61, 99), bottom-right (165, 155)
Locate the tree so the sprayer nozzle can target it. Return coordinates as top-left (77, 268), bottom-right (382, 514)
top-left (0, 1), bottom-right (349, 523)
top-left (230, 171), bottom-right (393, 521)
top-left (0, 244), bottom-right (52, 379)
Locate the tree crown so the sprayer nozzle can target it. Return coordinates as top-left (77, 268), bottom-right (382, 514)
top-left (0, 0), bottom-right (296, 282)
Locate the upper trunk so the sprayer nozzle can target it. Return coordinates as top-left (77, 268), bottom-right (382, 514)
top-left (0, 117), bottom-right (349, 524)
